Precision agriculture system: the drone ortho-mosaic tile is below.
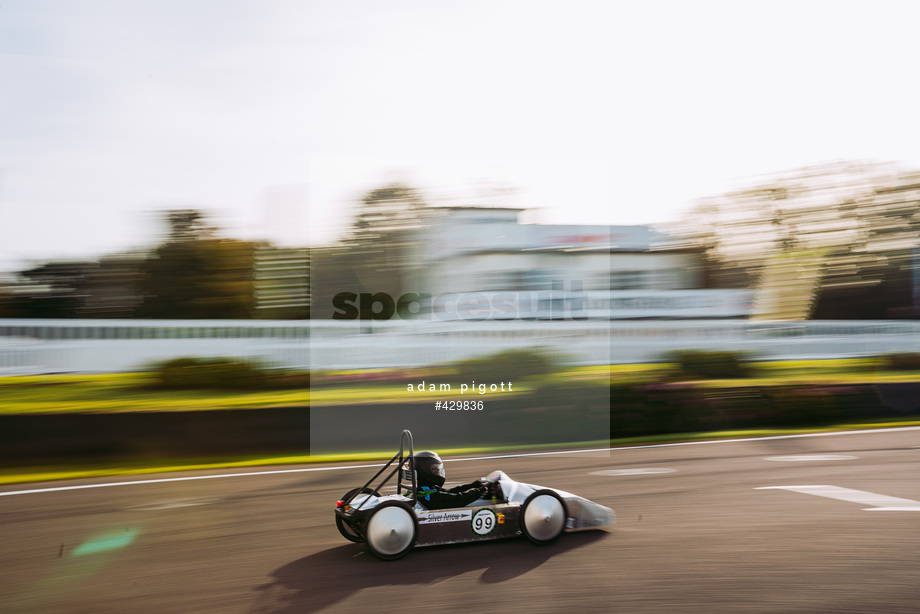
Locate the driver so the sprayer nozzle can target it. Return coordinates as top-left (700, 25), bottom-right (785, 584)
top-left (408, 450), bottom-right (489, 510)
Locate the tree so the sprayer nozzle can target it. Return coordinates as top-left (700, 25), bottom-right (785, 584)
top-left (351, 183), bottom-right (426, 241)
top-left (136, 211), bottom-right (257, 319)
top-left (164, 209), bottom-right (216, 242)
top-left (311, 183), bottom-right (428, 319)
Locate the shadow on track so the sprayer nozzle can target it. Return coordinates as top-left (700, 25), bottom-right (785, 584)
top-left (252, 532), bottom-right (606, 614)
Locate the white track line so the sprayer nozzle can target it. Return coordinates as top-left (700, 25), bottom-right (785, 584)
top-left (0, 465), bottom-right (383, 497)
top-left (756, 485), bottom-right (920, 510)
top-left (2, 426), bottom-right (918, 498)
top-left (448, 425), bottom-right (920, 462)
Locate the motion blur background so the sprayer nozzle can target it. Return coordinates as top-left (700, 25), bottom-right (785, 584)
top-left (2, 1), bottom-right (920, 452)
top-left (8, 8), bottom-right (920, 614)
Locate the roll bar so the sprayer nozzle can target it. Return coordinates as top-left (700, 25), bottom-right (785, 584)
top-left (341, 429), bottom-right (418, 511)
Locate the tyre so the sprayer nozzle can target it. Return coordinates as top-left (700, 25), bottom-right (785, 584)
top-left (520, 489), bottom-right (567, 545)
top-left (335, 487), bottom-right (379, 543)
top-left (365, 501), bottom-right (418, 560)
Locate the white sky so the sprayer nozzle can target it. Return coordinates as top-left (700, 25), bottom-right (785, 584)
top-left (3, 0), bottom-right (920, 272)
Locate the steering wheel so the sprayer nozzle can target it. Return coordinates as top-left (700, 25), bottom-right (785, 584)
top-left (480, 478), bottom-right (502, 500)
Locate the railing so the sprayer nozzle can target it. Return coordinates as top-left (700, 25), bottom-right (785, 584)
top-left (1, 318), bottom-right (919, 374)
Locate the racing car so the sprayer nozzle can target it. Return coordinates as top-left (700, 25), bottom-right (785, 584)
top-left (333, 430), bottom-right (614, 560)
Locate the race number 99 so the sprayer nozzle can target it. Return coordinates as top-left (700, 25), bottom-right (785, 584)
top-left (471, 509), bottom-right (496, 535)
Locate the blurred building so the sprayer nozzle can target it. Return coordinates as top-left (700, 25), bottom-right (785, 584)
top-left (253, 246), bottom-right (310, 318)
top-left (685, 162), bottom-right (920, 320)
top-left (412, 207), bottom-right (752, 320)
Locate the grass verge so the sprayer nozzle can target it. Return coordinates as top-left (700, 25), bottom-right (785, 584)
top-left (2, 360), bottom-right (920, 414)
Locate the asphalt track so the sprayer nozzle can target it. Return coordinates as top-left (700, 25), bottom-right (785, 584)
top-left (2, 428), bottom-right (920, 613)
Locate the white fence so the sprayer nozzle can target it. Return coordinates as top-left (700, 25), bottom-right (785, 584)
top-left (1, 318), bottom-right (920, 374)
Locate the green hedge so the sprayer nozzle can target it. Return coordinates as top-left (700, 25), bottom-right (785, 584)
top-left (149, 357), bottom-right (268, 390)
top-left (452, 348), bottom-right (559, 383)
top-left (665, 350), bottom-right (755, 379)
top-left (608, 381), bottom-right (889, 438)
top-left (147, 357), bottom-right (310, 391)
top-left (881, 352), bottom-right (920, 371)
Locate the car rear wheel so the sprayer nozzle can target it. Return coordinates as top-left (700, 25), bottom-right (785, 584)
top-left (520, 490), bottom-right (567, 545)
top-left (335, 487), bottom-right (379, 543)
top-left (365, 501), bottom-right (417, 560)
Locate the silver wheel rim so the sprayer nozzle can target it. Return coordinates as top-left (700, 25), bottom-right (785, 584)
top-left (523, 494), bottom-right (565, 541)
top-left (367, 506), bottom-right (414, 556)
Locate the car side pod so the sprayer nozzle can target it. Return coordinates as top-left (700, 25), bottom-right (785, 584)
top-left (365, 500), bottom-right (418, 560)
top-left (520, 490), bottom-right (567, 545)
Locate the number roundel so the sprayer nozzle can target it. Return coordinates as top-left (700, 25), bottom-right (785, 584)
top-left (471, 509), bottom-right (496, 535)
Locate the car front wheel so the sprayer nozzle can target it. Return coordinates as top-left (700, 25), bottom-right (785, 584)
top-left (520, 490), bottom-right (567, 545)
